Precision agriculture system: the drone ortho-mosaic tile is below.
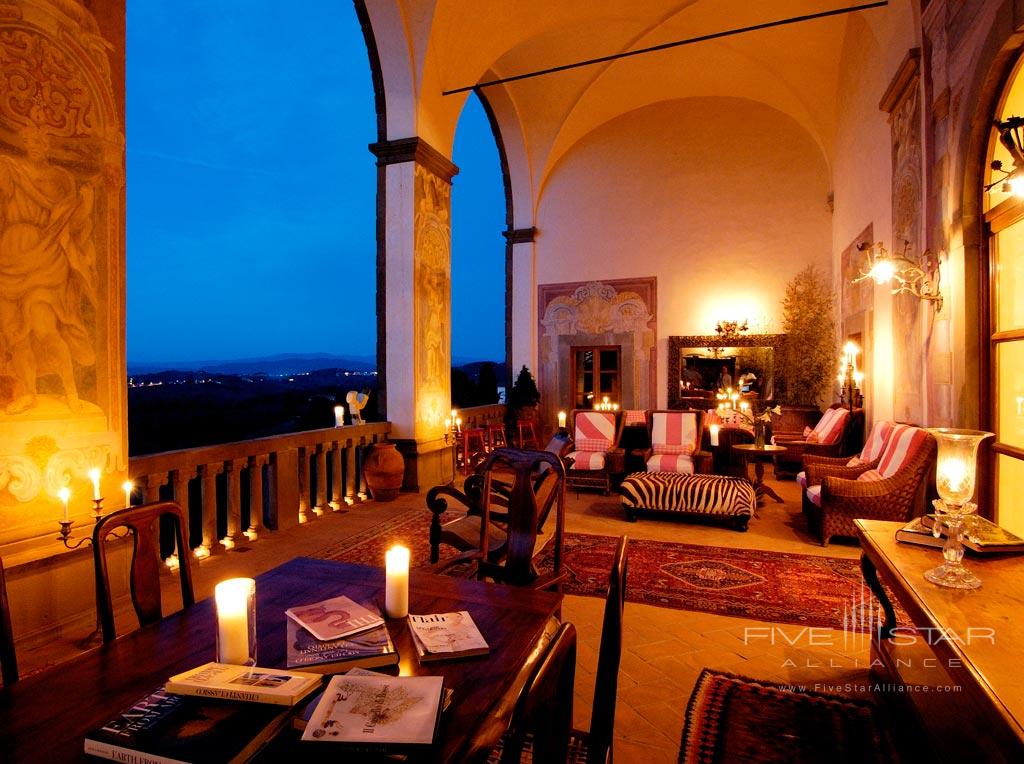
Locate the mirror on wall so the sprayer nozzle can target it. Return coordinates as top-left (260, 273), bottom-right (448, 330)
top-left (667, 335), bottom-right (785, 409)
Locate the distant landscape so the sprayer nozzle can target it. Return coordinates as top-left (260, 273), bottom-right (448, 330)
top-left (128, 354), bottom-right (505, 456)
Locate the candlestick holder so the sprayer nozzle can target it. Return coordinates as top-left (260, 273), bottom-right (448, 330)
top-left (56, 497), bottom-right (128, 550)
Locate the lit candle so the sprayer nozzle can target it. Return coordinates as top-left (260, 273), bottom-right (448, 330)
top-left (602, 396), bottom-right (610, 406)
top-left (122, 480), bottom-right (133, 508)
top-left (385, 545), bottom-right (410, 619)
top-left (451, 409), bottom-right (458, 422)
top-left (710, 423), bottom-right (720, 447)
top-left (444, 417), bottom-right (452, 431)
top-left (334, 405), bottom-right (345, 427)
top-left (215, 578), bottom-right (255, 665)
top-left (455, 417), bottom-right (462, 433)
top-left (612, 403), bottom-right (619, 411)
top-left (58, 486), bottom-right (70, 523)
top-left (740, 401), bottom-right (750, 412)
top-left (558, 411), bottom-right (567, 429)
top-left (88, 467), bottom-right (101, 500)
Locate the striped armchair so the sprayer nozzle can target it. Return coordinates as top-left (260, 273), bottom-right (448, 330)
top-left (804, 424), bottom-right (936, 546)
top-left (643, 410), bottom-right (712, 475)
top-left (773, 405), bottom-right (852, 478)
top-left (566, 409), bottom-right (624, 494)
top-left (797, 420), bottom-right (895, 492)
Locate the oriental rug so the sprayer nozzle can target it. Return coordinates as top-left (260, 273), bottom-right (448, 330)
top-left (679, 669), bottom-right (898, 764)
top-left (312, 509), bottom-right (900, 631)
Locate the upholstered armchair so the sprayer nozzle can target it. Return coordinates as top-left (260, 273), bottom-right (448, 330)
top-left (804, 425), bottom-right (936, 545)
top-left (565, 409), bottom-right (624, 494)
top-left (642, 410), bottom-right (712, 475)
top-left (798, 420), bottom-right (895, 495)
top-left (773, 405), bottom-right (853, 478)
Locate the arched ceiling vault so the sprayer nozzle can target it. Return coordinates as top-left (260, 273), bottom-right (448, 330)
top-left (375, 0), bottom-right (900, 215)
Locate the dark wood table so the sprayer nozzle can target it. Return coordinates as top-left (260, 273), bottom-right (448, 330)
top-left (0, 557), bottom-right (562, 763)
top-left (731, 443), bottom-right (786, 503)
top-left (857, 520), bottom-right (1024, 762)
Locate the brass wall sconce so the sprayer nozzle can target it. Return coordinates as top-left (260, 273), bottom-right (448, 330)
top-left (715, 319), bottom-right (749, 340)
top-left (986, 116), bottom-right (1024, 195)
top-left (854, 241), bottom-right (942, 310)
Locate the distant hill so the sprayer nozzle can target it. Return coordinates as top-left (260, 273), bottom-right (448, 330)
top-left (128, 352), bottom-right (377, 376)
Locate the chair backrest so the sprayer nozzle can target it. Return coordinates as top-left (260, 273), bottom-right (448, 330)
top-left (812, 406), bottom-right (849, 444)
top-left (588, 536), bottom-right (628, 764)
top-left (859, 420), bottom-right (895, 462)
top-left (93, 501), bottom-right (195, 643)
top-left (648, 410), bottom-right (702, 453)
top-left (622, 409), bottom-right (647, 426)
top-left (500, 622), bottom-right (578, 764)
top-left (477, 448), bottom-right (566, 588)
top-left (875, 425), bottom-right (932, 479)
top-left (571, 410), bottom-right (621, 453)
top-left (0, 553), bottom-right (18, 685)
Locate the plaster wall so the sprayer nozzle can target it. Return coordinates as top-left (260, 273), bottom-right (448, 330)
top-left (534, 97), bottom-right (832, 408)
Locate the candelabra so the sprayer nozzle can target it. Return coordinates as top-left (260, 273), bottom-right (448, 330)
top-left (837, 342), bottom-right (864, 411)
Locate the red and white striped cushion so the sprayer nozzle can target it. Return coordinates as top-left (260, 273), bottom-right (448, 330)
top-left (796, 471), bottom-right (808, 489)
top-left (860, 421), bottom-right (894, 462)
top-left (623, 409), bottom-right (647, 425)
top-left (876, 425), bottom-right (929, 478)
top-left (846, 456), bottom-right (864, 466)
top-left (576, 437), bottom-right (612, 453)
top-left (705, 409), bottom-right (723, 425)
top-left (568, 451), bottom-right (606, 470)
top-left (653, 443), bottom-right (695, 456)
top-left (806, 485), bottom-right (823, 507)
top-left (857, 469), bottom-right (884, 482)
top-left (814, 408), bottom-right (848, 445)
top-left (652, 412), bottom-right (699, 451)
top-left (646, 453), bottom-right (695, 474)
top-left (574, 412), bottom-right (616, 452)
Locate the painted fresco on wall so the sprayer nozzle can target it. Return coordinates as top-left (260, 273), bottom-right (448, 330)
top-left (413, 163), bottom-right (452, 438)
top-left (885, 51), bottom-right (925, 425)
top-left (537, 278), bottom-right (656, 428)
top-left (0, 0), bottom-right (124, 547)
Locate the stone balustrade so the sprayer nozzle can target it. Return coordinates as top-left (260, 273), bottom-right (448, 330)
top-left (128, 422), bottom-right (391, 558)
top-left (456, 403), bottom-right (506, 432)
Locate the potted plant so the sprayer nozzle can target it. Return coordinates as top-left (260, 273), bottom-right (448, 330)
top-left (507, 365), bottom-right (541, 423)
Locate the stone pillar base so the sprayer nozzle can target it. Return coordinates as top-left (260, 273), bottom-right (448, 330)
top-left (391, 437), bottom-right (455, 493)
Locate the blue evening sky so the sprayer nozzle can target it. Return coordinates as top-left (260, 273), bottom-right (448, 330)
top-left (126, 1), bottom-right (505, 366)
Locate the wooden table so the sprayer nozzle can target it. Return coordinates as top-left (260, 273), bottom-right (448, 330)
top-left (731, 443), bottom-right (785, 503)
top-left (857, 520), bottom-right (1024, 762)
top-left (0, 557), bottom-right (562, 763)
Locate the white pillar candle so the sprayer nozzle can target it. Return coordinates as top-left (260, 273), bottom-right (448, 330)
top-left (557, 411), bottom-right (567, 429)
top-left (385, 545), bottom-right (410, 619)
top-left (58, 487), bottom-right (70, 522)
top-left (334, 405), bottom-right (345, 427)
top-left (710, 424), bottom-right (720, 447)
top-left (88, 468), bottom-right (102, 500)
top-left (122, 480), bottom-right (133, 508)
top-left (215, 578), bottom-right (255, 665)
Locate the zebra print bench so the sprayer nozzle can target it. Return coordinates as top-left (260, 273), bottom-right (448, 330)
top-left (618, 472), bottom-right (756, 531)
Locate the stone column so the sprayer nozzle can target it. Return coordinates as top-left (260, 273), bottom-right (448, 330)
top-left (369, 138), bottom-right (459, 491)
top-left (505, 227), bottom-right (538, 380)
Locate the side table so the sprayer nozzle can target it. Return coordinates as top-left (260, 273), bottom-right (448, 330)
top-left (731, 443), bottom-right (786, 503)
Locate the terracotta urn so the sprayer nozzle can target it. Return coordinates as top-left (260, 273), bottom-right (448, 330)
top-left (364, 442), bottom-right (405, 502)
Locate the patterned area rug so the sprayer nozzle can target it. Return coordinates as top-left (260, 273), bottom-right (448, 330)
top-left (679, 669), bottom-right (898, 763)
top-left (312, 509), bottom-right (896, 631)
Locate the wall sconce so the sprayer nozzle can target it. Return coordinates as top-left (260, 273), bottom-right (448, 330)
top-left (854, 241), bottom-right (942, 310)
top-left (986, 116), bottom-right (1024, 196)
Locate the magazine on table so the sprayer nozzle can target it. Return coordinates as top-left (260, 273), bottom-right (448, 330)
top-left (300, 671), bottom-right (445, 751)
top-left (285, 594), bottom-right (385, 642)
top-left (407, 611), bottom-right (489, 662)
top-left (285, 608), bottom-right (399, 673)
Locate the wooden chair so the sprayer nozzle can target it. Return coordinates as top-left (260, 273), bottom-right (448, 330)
top-left (566, 409), bottom-right (624, 494)
top-left (494, 536), bottom-right (628, 764)
top-left (0, 553), bottom-right (18, 685)
top-left (428, 448), bottom-right (567, 590)
top-left (93, 501), bottom-right (195, 643)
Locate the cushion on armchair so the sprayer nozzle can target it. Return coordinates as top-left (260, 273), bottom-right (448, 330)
top-left (574, 411), bottom-right (617, 450)
top-left (647, 454), bottom-right (695, 473)
top-left (567, 451), bottom-right (607, 471)
top-left (875, 425), bottom-right (929, 477)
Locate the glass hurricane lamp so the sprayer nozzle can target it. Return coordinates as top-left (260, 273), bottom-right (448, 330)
top-left (924, 428), bottom-right (993, 590)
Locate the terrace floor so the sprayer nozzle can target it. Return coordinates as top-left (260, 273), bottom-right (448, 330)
top-left (17, 467), bottom-right (874, 762)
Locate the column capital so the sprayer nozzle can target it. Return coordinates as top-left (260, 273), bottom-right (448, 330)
top-left (503, 226), bottom-right (537, 244)
top-left (368, 137), bottom-right (459, 183)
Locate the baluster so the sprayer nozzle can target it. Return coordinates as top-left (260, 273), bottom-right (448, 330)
top-left (223, 458), bottom-right (245, 549)
top-left (171, 467), bottom-right (194, 553)
top-left (357, 436), bottom-right (369, 501)
top-left (142, 472), bottom-right (167, 504)
top-left (298, 447), bottom-right (310, 524)
top-left (271, 447), bottom-right (300, 531)
top-left (345, 438), bottom-right (357, 505)
top-left (197, 462), bottom-right (224, 557)
top-left (314, 446), bottom-right (328, 517)
top-left (246, 455), bottom-right (267, 540)
top-left (330, 442), bottom-right (343, 511)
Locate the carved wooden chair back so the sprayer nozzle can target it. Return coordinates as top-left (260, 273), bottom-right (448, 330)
top-left (0, 553), bottom-right (18, 685)
top-left (476, 448), bottom-right (567, 589)
top-left (500, 622), bottom-right (578, 764)
top-left (586, 535), bottom-right (629, 764)
top-left (93, 501), bottom-right (195, 643)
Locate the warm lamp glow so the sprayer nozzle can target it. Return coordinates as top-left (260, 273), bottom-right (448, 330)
top-left (385, 545), bottom-right (410, 619)
top-left (215, 578), bottom-right (256, 665)
top-left (1009, 175), bottom-right (1024, 197)
top-left (58, 487), bottom-right (70, 522)
top-left (709, 423), bottom-right (720, 447)
top-left (930, 429), bottom-right (992, 507)
top-left (88, 468), bottom-right (101, 500)
top-left (558, 411), bottom-right (567, 428)
top-left (122, 480), bottom-right (133, 508)
top-left (868, 258), bottom-right (897, 285)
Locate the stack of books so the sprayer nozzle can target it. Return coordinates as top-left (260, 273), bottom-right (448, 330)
top-left (896, 514), bottom-right (1024, 554)
top-left (284, 595), bottom-right (399, 673)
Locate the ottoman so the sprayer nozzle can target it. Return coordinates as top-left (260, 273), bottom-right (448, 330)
top-left (618, 472), bottom-right (756, 531)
